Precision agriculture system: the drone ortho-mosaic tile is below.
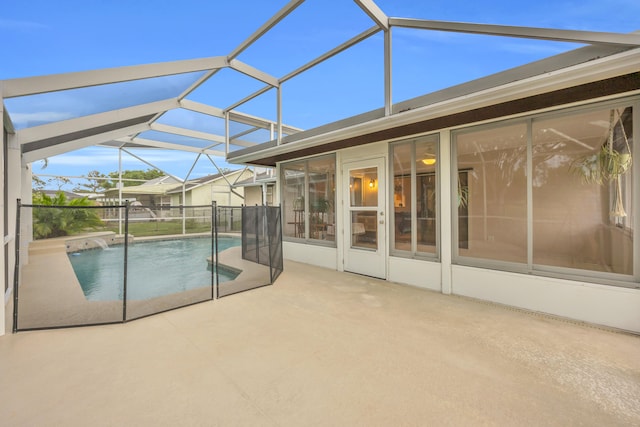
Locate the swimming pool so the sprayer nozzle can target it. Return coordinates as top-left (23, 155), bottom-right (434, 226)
top-left (68, 236), bottom-right (240, 301)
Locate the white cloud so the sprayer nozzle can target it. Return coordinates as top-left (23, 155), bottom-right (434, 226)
top-left (10, 111), bottom-right (75, 127)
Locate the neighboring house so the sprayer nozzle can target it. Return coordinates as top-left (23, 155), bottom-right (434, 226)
top-left (102, 175), bottom-right (182, 208)
top-left (102, 171), bottom-right (254, 209)
top-left (233, 169), bottom-right (276, 207)
top-left (166, 170), bottom-right (254, 207)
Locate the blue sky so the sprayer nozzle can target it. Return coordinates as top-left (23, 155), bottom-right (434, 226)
top-left (2, 0), bottom-right (639, 190)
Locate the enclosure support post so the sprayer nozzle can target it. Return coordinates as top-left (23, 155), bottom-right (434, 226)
top-left (118, 148), bottom-right (123, 235)
top-left (12, 199), bottom-right (21, 333)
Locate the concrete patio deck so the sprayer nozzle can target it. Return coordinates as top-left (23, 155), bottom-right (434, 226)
top-left (2, 260), bottom-right (639, 426)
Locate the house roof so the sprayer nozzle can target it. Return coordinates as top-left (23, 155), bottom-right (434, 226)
top-left (141, 176), bottom-right (182, 186)
top-left (2, 2), bottom-right (639, 169)
top-left (103, 182), bottom-right (181, 196)
top-left (165, 169), bottom-right (250, 194)
top-left (234, 171), bottom-right (277, 187)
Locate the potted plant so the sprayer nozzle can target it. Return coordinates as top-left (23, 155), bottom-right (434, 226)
top-left (570, 108), bottom-right (632, 217)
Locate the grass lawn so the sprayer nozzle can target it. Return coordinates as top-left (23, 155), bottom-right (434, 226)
top-left (103, 220), bottom-right (212, 237)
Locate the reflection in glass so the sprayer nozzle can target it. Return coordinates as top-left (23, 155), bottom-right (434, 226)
top-left (391, 135), bottom-right (438, 255)
top-left (309, 157), bottom-right (336, 241)
top-left (350, 167), bottom-right (377, 207)
top-left (393, 143), bottom-right (412, 252)
top-left (532, 106), bottom-right (633, 274)
top-left (282, 162), bottom-right (305, 239)
top-left (351, 211), bottom-right (377, 250)
top-left (280, 155), bottom-right (336, 242)
top-left (416, 139), bottom-right (437, 254)
top-left (456, 123), bottom-right (527, 263)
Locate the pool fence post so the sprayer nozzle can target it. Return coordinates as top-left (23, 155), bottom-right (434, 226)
top-left (212, 201), bottom-right (218, 300)
top-left (255, 204), bottom-right (260, 265)
top-left (12, 199), bottom-right (22, 333)
top-left (265, 204), bottom-right (274, 285)
top-left (122, 200), bottom-right (129, 322)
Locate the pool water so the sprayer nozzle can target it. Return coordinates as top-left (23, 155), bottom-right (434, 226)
top-left (68, 236), bottom-right (240, 301)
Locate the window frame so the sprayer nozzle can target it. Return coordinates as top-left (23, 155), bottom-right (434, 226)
top-left (451, 96), bottom-right (639, 288)
top-left (280, 154), bottom-right (337, 247)
top-left (389, 134), bottom-right (440, 260)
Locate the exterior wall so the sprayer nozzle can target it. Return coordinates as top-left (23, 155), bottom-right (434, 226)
top-left (388, 257), bottom-right (442, 292)
top-left (244, 186), bottom-right (263, 207)
top-left (276, 95), bottom-right (640, 334)
top-left (2, 128), bottom-right (23, 336)
top-left (451, 265), bottom-right (640, 333)
top-left (283, 241), bottom-right (338, 270)
top-left (178, 170), bottom-right (253, 207)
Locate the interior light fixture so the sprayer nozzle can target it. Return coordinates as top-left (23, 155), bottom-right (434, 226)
top-left (422, 157), bottom-right (436, 166)
top-left (369, 178), bottom-right (375, 188)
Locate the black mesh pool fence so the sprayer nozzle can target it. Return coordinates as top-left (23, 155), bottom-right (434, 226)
top-left (216, 205), bottom-right (283, 298)
top-left (12, 200), bottom-right (283, 332)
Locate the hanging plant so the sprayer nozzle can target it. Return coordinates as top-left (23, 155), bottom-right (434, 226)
top-left (570, 109), bottom-right (632, 218)
top-left (457, 178), bottom-right (469, 208)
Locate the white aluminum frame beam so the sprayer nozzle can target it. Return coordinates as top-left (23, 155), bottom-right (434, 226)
top-left (227, 0), bottom-right (305, 60)
top-left (3, 106), bottom-right (15, 134)
top-left (120, 147), bottom-right (185, 183)
top-left (22, 122), bottom-right (151, 163)
top-left (181, 99), bottom-right (301, 136)
top-left (230, 126), bottom-right (262, 140)
top-left (179, 99), bottom-right (225, 119)
top-left (228, 26), bottom-right (381, 114)
top-left (2, 56), bottom-right (228, 98)
top-left (150, 123), bottom-right (226, 144)
top-left (280, 26), bottom-right (381, 83)
top-left (229, 59), bottom-right (279, 87)
top-left (229, 110), bottom-right (302, 134)
top-left (384, 28), bottom-right (392, 116)
top-left (150, 123), bottom-right (258, 148)
top-left (354, 0), bottom-right (389, 30)
top-left (389, 18), bottom-right (640, 47)
top-left (224, 85), bottom-right (273, 113)
top-left (17, 98), bottom-right (179, 145)
top-left (115, 137), bottom-right (226, 156)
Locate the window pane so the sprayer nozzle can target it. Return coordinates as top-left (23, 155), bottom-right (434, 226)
top-left (456, 123), bottom-right (527, 263)
top-left (416, 138), bottom-right (437, 254)
top-left (532, 106), bottom-right (633, 275)
top-left (350, 167), bottom-right (377, 207)
top-left (308, 156), bottom-right (336, 242)
top-left (282, 162), bottom-right (305, 238)
top-left (351, 211), bottom-right (377, 250)
top-left (392, 143), bottom-right (412, 251)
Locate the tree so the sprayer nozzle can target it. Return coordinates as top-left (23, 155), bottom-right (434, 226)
top-left (32, 191), bottom-right (103, 239)
top-left (31, 175), bottom-right (72, 191)
top-left (107, 169), bottom-right (164, 187)
top-left (73, 170), bottom-right (112, 193)
top-left (32, 175), bottom-right (47, 191)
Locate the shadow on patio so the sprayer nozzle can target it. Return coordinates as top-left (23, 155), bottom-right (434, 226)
top-left (2, 260), bottom-right (639, 426)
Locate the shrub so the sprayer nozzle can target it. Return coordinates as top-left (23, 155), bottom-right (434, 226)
top-left (32, 192), bottom-right (103, 239)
